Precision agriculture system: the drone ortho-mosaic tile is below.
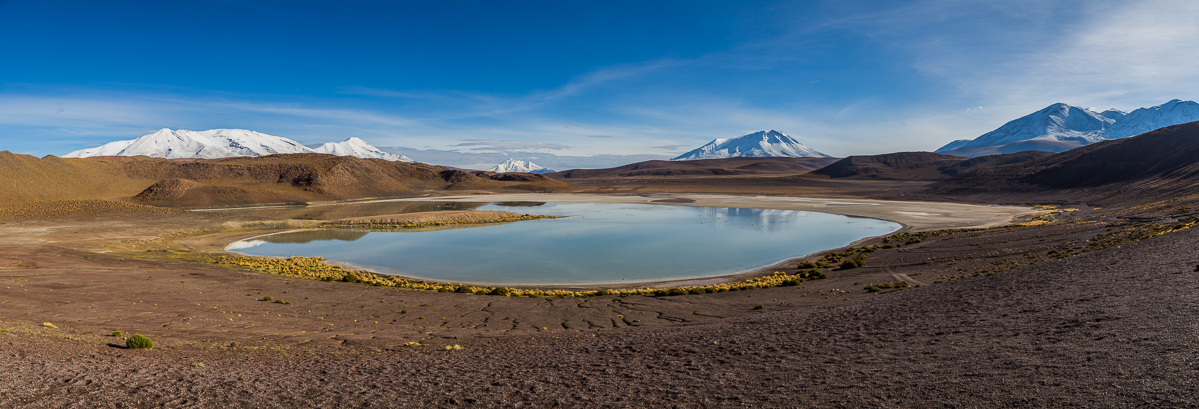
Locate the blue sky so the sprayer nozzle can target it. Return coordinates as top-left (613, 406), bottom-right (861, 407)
top-left (2, 0), bottom-right (1197, 167)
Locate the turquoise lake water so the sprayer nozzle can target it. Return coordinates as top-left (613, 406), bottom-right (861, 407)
top-left (228, 202), bottom-right (901, 285)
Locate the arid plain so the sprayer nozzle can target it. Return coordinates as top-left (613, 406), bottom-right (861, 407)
top-left (3, 123), bottom-right (1199, 407)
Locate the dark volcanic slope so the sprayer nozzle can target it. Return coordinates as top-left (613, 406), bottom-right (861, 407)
top-left (934, 121), bottom-right (1199, 199)
top-left (809, 151), bottom-right (1051, 180)
top-left (551, 157), bottom-right (839, 179)
top-left (3, 213), bottom-right (1197, 407)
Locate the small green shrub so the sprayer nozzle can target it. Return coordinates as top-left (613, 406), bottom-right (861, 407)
top-left (0, 329), bottom-right (7, 333)
top-left (110, 330), bottom-right (123, 337)
top-left (230, 341), bottom-right (238, 347)
top-left (454, 285), bottom-right (473, 294)
top-left (400, 309), bottom-right (408, 314)
top-left (798, 269), bottom-right (827, 280)
top-left (797, 261), bottom-right (818, 269)
top-left (262, 296), bottom-right (273, 302)
top-left (864, 281), bottom-right (911, 293)
top-left (273, 299), bottom-right (285, 304)
top-left (126, 334), bottom-right (154, 349)
top-left (781, 278), bottom-right (803, 286)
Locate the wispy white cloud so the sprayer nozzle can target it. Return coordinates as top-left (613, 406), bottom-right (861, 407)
top-left (4, 1), bottom-right (1197, 163)
top-left (652, 144), bottom-right (691, 150)
top-left (451, 139), bottom-right (569, 152)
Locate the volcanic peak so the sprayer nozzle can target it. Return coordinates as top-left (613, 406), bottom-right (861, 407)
top-left (672, 130), bottom-right (829, 160)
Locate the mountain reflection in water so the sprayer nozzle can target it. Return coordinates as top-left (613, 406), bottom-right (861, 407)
top-left (213, 201), bottom-right (486, 220)
top-left (230, 202), bottom-right (900, 285)
top-left (262, 229), bottom-right (369, 244)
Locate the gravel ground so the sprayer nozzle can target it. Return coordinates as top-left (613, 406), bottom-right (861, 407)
top-left (2, 218), bottom-right (1197, 407)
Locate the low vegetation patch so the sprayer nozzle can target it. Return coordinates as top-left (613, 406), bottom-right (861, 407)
top-left (796, 269), bottom-right (827, 280)
top-left (126, 334), bottom-right (154, 349)
top-left (215, 254), bottom-right (815, 298)
top-left (0, 200), bottom-right (186, 221)
top-left (202, 200), bottom-right (1198, 300)
top-left (864, 281), bottom-right (911, 293)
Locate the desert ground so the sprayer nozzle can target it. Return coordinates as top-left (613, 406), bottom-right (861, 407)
top-left (2, 135), bottom-right (1199, 407)
top-left (1, 193), bottom-right (1196, 407)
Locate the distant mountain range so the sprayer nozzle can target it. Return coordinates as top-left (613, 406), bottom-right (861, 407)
top-left (938, 99), bottom-right (1199, 157)
top-left (63, 128), bottom-right (414, 162)
top-left (931, 120), bottom-right (1199, 199)
top-left (672, 130), bottom-right (829, 160)
top-left (309, 137), bottom-right (412, 162)
top-left (488, 158), bottom-right (554, 174)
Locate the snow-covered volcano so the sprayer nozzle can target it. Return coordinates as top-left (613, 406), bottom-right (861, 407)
top-left (937, 99), bottom-right (1199, 157)
top-left (311, 137), bottom-right (413, 162)
top-left (63, 129), bottom-right (414, 162)
top-left (671, 130), bottom-right (829, 160)
top-left (488, 159), bottom-right (554, 174)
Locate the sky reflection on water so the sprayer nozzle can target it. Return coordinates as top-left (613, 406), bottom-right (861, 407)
top-left (230, 202), bottom-right (900, 285)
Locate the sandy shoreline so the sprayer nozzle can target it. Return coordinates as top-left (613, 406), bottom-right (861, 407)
top-left (199, 193), bottom-right (1038, 289)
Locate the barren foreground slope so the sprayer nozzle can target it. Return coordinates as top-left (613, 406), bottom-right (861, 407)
top-left (3, 124), bottom-right (1199, 407)
top-left (1, 207), bottom-right (1196, 407)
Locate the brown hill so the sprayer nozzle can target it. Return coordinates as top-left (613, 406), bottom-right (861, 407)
top-left (807, 151), bottom-right (1051, 180)
top-left (931, 121), bottom-right (1199, 200)
top-left (132, 178), bottom-right (304, 207)
top-left (809, 152), bottom-right (964, 179)
top-left (0, 153), bottom-right (570, 207)
top-left (0, 151), bottom-right (152, 204)
top-left (551, 157), bottom-right (839, 179)
top-left (937, 150), bottom-right (1055, 177)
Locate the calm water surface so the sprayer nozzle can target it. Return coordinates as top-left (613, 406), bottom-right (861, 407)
top-left (229, 202), bottom-right (900, 285)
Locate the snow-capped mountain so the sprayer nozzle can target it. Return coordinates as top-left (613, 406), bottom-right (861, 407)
top-left (1104, 99), bottom-right (1199, 139)
top-left (63, 128), bottom-right (414, 162)
top-left (671, 130), bottom-right (830, 161)
top-left (63, 128), bottom-right (312, 159)
top-left (488, 159), bottom-right (555, 174)
top-left (937, 100), bottom-right (1199, 157)
top-left (312, 137), bottom-right (413, 162)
